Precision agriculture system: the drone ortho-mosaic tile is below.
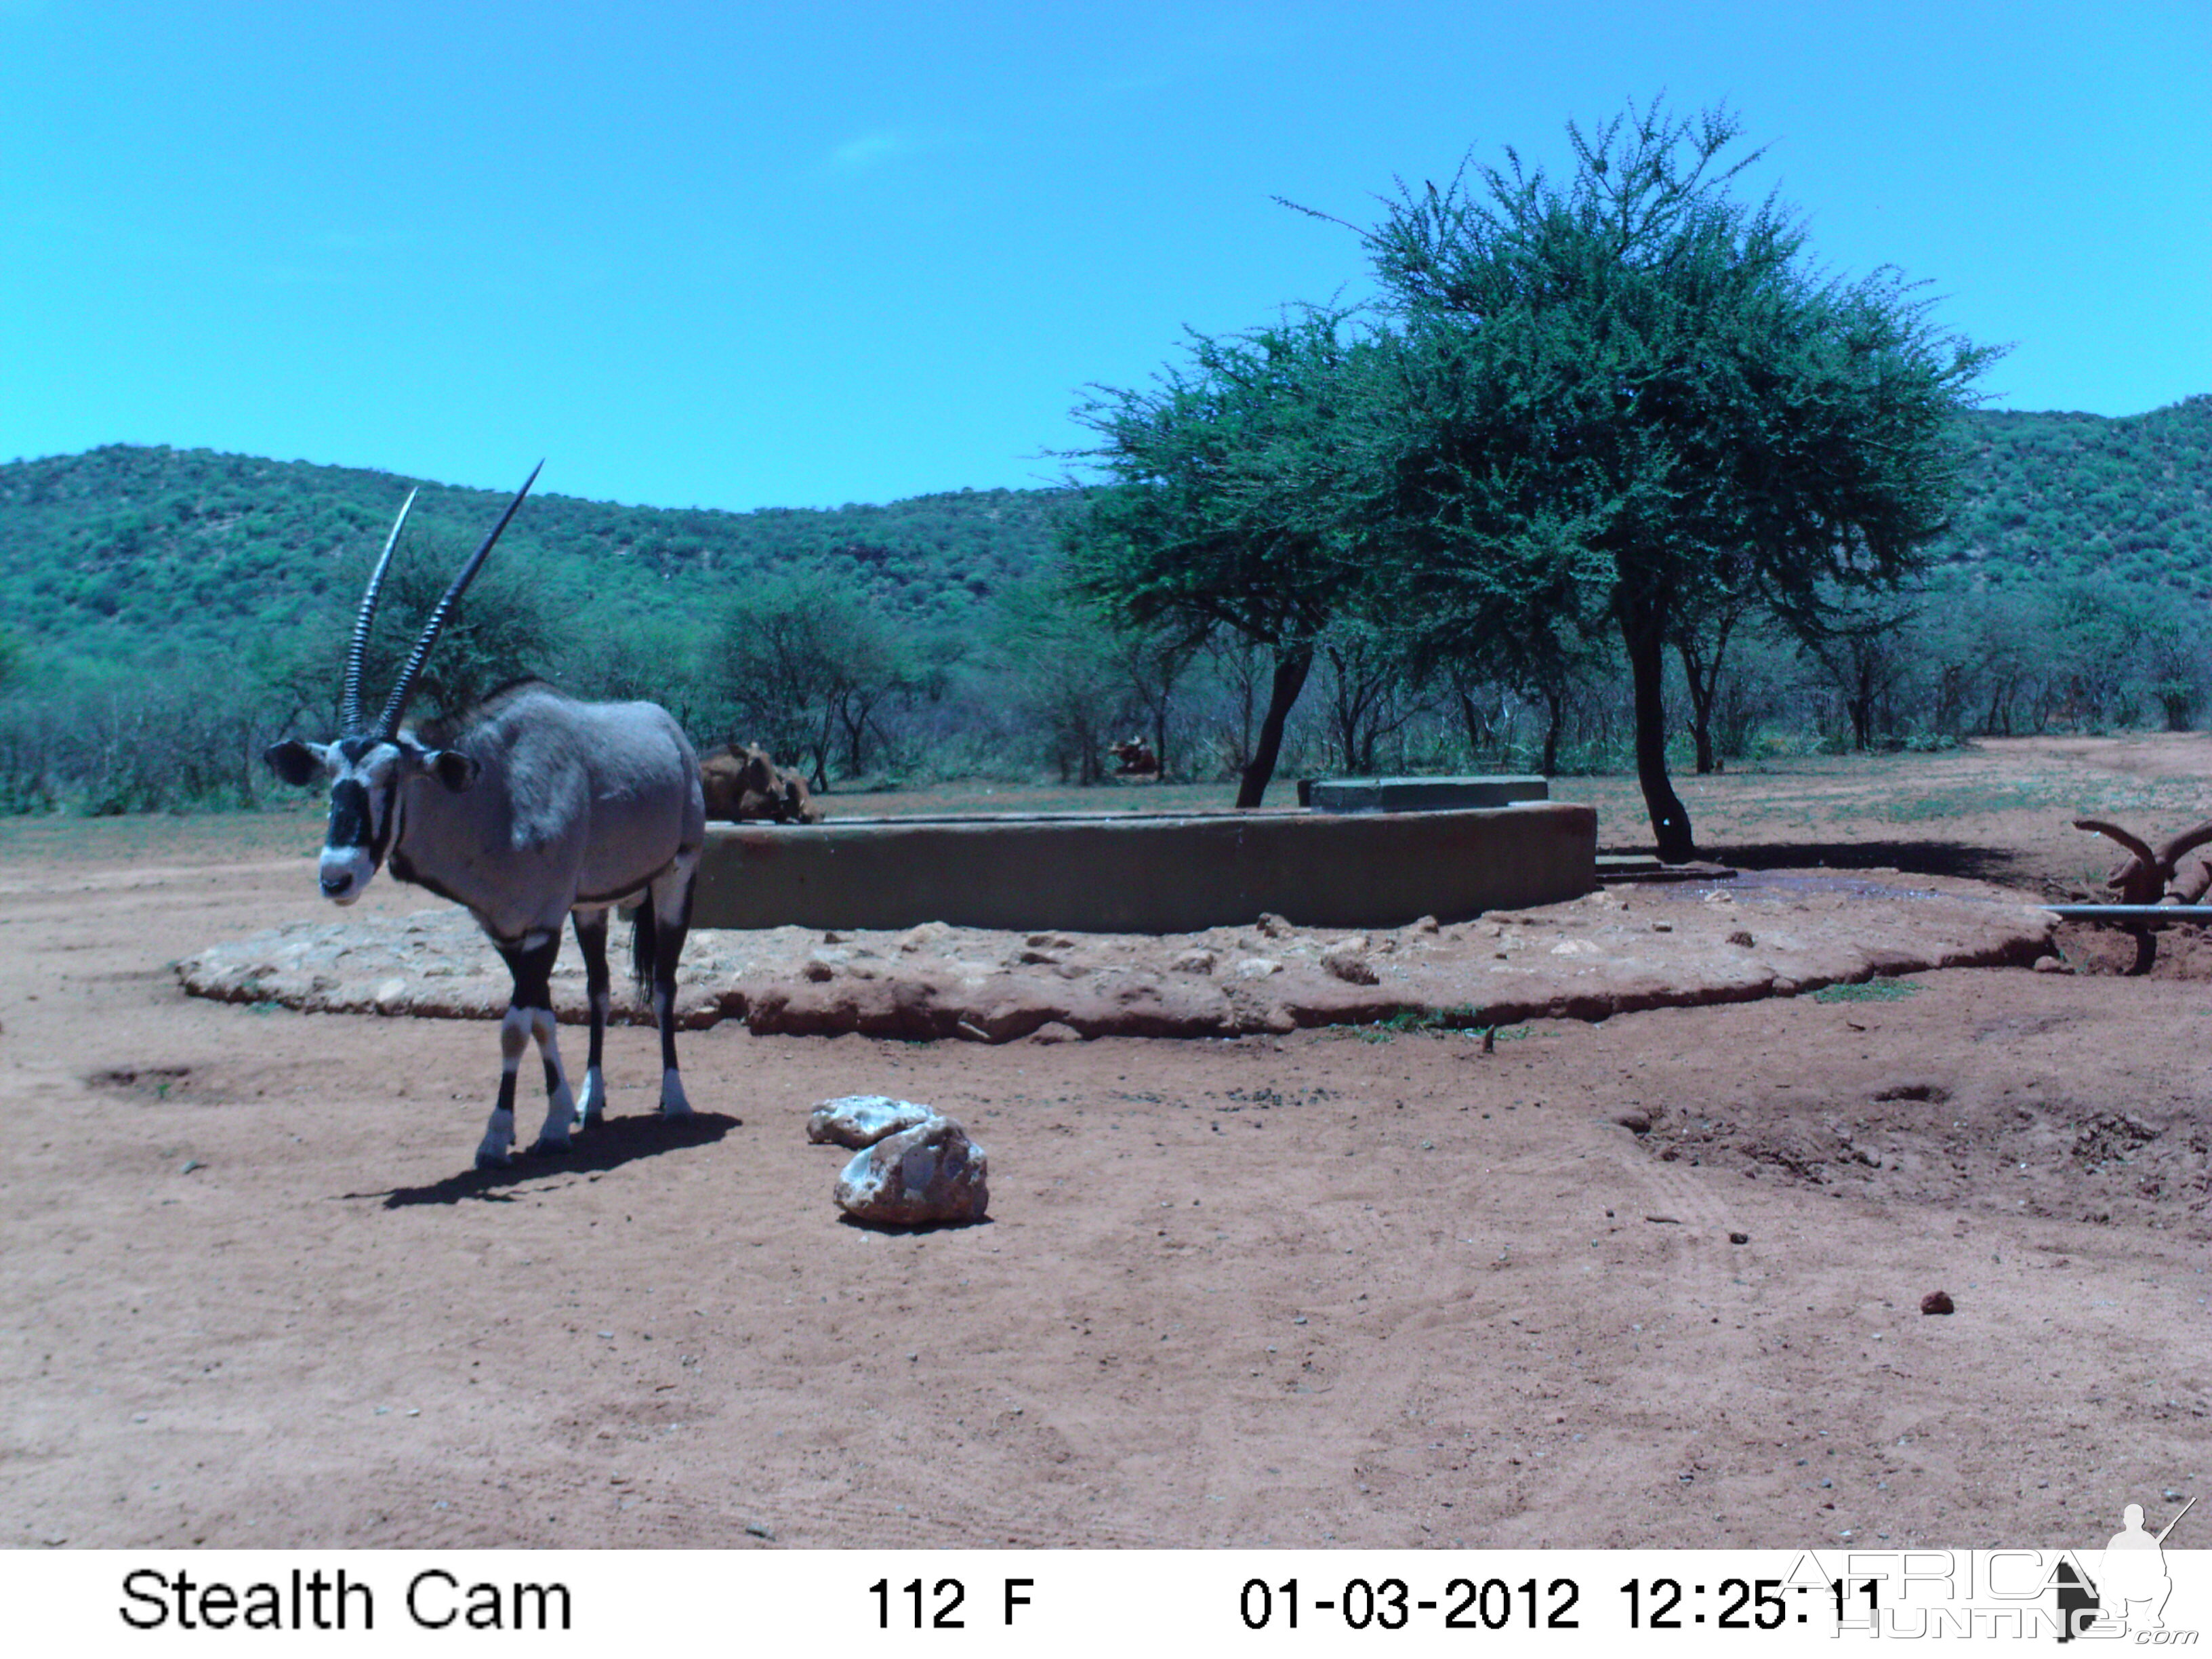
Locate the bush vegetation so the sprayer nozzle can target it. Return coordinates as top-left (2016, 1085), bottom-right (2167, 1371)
top-left (1, 390), bottom-right (2208, 818)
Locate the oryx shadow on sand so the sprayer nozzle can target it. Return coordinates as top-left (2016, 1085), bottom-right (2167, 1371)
top-left (349, 1110), bottom-right (741, 1208)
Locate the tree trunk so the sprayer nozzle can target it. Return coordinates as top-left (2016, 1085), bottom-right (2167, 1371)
top-left (1079, 712), bottom-right (1103, 785)
top-left (1677, 639), bottom-right (1717, 775)
top-left (1675, 610), bottom-right (1739, 777)
top-left (838, 689), bottom-right (876, 778)
top-left (1235, 647), bottom-right (1313, 808)
top-left (1454, 686), bottom-right (1489, 762)
top-left (1541, 682), bottom-right (1564, 777)
top-left (1623, 602), bottom-right (1695, 861)
top-left (1687, 683), bottom-right (1717, 774)
top-left (808, 708), bottom-right (832, 792)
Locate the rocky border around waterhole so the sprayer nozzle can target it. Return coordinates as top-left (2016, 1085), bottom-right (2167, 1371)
top-left (177, 870), bottom-right (2058, 1042)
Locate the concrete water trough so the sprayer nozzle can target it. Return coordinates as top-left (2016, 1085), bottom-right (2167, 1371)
top-left (691, 798), bottom-right (1597, 935)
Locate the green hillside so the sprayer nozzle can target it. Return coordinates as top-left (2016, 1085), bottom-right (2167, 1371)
top-left (4, 397), bottom-right (2209, 676)
top-left (1936, 396), bottom-right (2212, 594)
top-left (0, 445), bottom-right (1070, 674)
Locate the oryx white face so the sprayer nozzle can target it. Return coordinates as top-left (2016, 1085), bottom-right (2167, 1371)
top-left (264, 735), bottom-right (478, 905)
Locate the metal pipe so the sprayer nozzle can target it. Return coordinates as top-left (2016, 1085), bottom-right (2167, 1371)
top-left (2042, 905), bottom-right (2212, 921)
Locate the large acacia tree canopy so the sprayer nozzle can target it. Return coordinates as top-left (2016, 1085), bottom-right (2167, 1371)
top-left (1355, 100), bottom-right (1998, 857)
top-left (1365, 103), bottom-right (1991, 618)
top-left (1064, 100), bottom-right (1996, 841)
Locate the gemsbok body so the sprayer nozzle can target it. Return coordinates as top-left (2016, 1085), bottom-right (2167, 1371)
top-left (265, 468), bottom-right (708, 1169)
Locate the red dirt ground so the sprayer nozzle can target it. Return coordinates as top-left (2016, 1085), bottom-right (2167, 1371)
top-left (3, 736), bottom-right (2208, 1551)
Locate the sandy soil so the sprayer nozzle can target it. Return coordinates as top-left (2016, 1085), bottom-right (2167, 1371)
top-left (4, 739), bottom-right (2211, 1551)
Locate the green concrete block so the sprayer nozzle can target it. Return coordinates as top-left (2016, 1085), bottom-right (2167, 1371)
top-left (1308, 775), bottom-right (1549, 813)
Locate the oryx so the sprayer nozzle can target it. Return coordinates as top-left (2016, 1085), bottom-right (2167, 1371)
top-left (264, 466), bottom-right (708, 1170)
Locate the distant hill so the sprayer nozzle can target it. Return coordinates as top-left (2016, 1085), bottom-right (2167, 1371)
top-left (1937, 395), bottom-right (2212, 594)
top-left (0, 446), bottom-right (1071, 672)
top-left (3, 396), bottom-right (2209, 671)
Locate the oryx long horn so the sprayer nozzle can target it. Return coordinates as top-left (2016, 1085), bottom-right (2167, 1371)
top-left (2073, 819), bottom-right (2157, 870)
top-left (2074, 818), bottom-right (2166, 906)
top-left (374, 462), bottom-right (543, 739)
top-left (341, 485), bottom-right (418, 736)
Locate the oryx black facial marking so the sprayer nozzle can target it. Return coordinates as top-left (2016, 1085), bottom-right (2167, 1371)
top-left (264, 466), bottom-right (710, 1170)
top-left (326, 779), bottom-right (375, 850)
top-left (312, 751), bottom-right (408, 905)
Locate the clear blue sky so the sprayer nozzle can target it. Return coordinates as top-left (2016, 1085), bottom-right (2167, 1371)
top-left (4, 1), bottom-right (2207, 513)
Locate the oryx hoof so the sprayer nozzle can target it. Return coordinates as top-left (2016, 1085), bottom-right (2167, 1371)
top-left (474, 1147), bottom-right (513, 1172)
top-left (529, 1136), bottom-right (572, 1157)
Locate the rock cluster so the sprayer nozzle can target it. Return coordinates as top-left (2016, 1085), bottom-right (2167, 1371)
top-left (809, 1094), bottom-right (989, 1227)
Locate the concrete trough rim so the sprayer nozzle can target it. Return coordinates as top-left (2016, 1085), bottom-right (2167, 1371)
top-left (732, 800), bottom-right (1563, 832)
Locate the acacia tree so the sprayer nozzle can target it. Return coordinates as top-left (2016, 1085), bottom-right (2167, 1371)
top-left (1672, 587), bottom-right (1756, 774)
top-left (1061, 308), bottom-right (1386, 806)
top-left (1799, 584), bottom-right (1921, 750)
top-left (1106, 617), bottom-right (1206, 780)
top-left (1317, 617), bottom-right (1431, 775)
top-left (710, 573), bottom-right (912, 788)
top-left (991, 577), bottom-right (1128, 785)
top-left (2142, 611), bottom-right (2209, 732)
top-left (1354, 99), bottom-right (1995, 859)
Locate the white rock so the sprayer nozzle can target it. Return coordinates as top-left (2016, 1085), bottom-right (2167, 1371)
top-left (806, 1094), bottom-right (937, 1148)
top-left (1233, 958), bottom-right (1282, 980)
top-left (835, 1118), bottom-right (989, 1225)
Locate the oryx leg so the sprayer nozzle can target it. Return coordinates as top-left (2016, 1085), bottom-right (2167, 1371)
top-left (642, 851), bottom-right (699, 1117)
top-left (475, 930), bottom-right (575, 1168)
top-left (569, 906), bottom-right (614, 1129)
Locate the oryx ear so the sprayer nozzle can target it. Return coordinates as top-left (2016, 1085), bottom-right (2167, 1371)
top-left (427, 749), bottom-right (480, 792)
top-left (263, 740), bottom-right (327, 787)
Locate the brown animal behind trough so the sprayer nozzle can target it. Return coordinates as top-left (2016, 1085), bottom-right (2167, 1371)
top-left (699, 743), bottom-right (821, 823)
